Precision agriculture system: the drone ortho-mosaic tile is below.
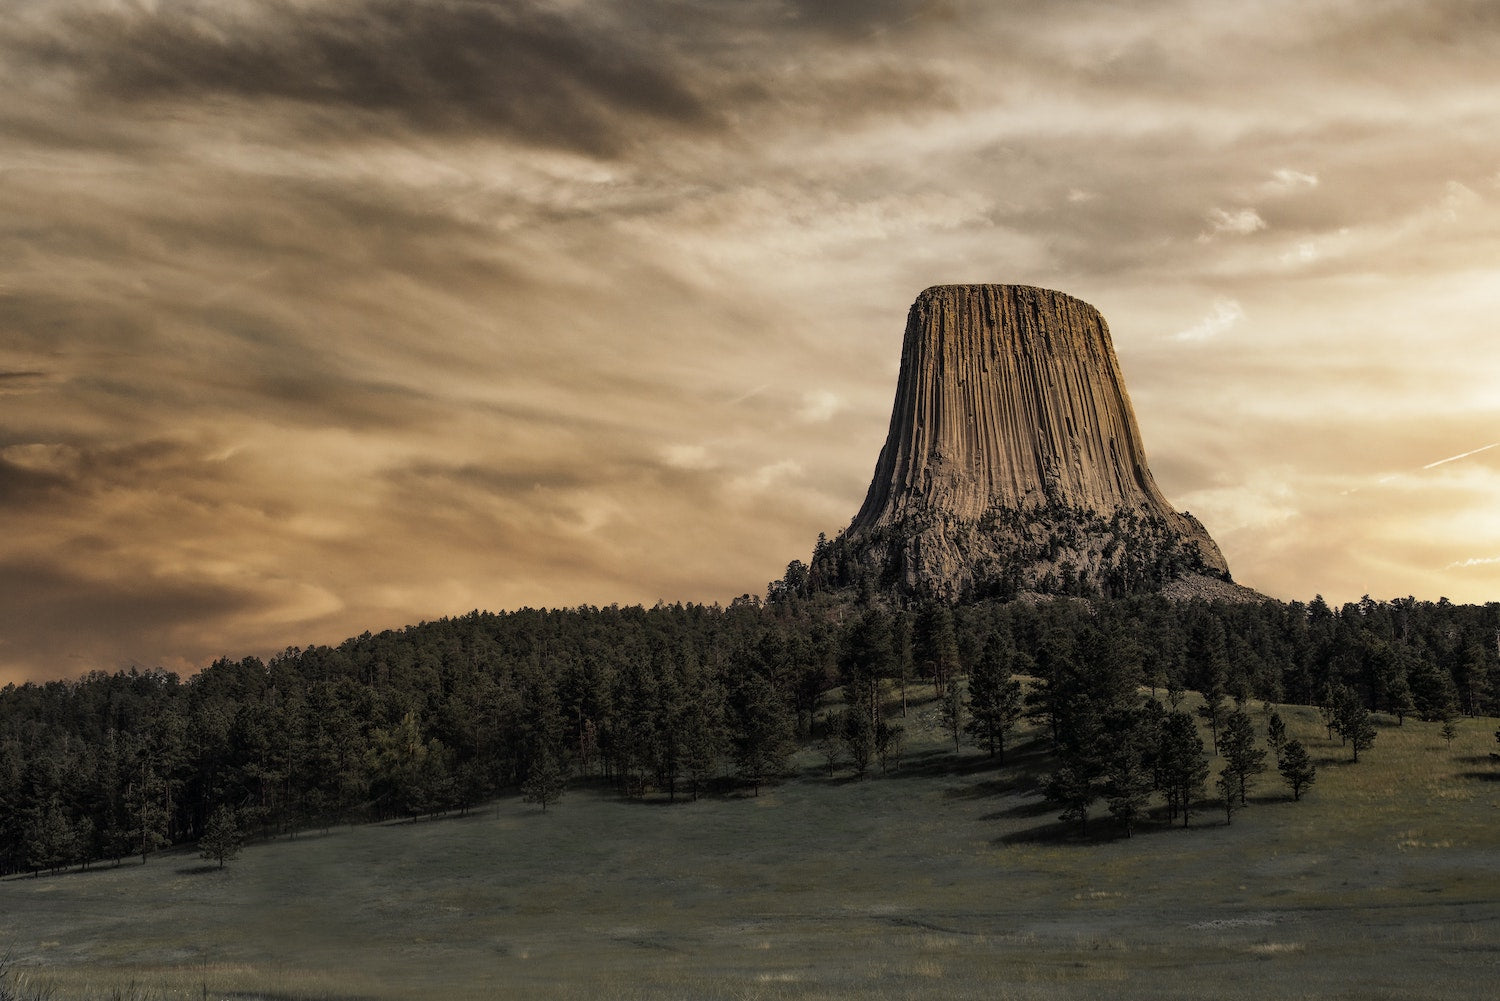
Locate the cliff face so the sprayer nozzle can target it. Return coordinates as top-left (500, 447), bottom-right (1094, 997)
top-left (816, 284), bottom-right (1238, 601)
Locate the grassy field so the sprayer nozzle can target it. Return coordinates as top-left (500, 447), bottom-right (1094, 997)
top-left (4, 690), bottom-right (1498, 1000)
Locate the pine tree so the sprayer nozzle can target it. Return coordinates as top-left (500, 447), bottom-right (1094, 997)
top-left (734, 672), bottom-right (793, 795)
top-left (1266, 709), bottom-right (1287, 755)
top-left (965, 635), bottom-right (1023, 762)
top-left (1440, 716), bottom-right (1459, 749)
top-left (841, 706), bottom-right (874, 778)
top-left (1102, 725), bottom-right (1153, 838)
top-left (1216, 770), bottom-right (1239, 826)
top-left (816, 711), bottom-right (844, 777)
top-left (1219, 708), bottom-right (1266, 805)
top-left (125, 767), bottom-right (169, 865)
top-left (1277, 739), bottom-right (1316, 800)
top-left (875, 719), bottom-right (905, 775)
top-left (198, 806), bottom-right (243, 869)
top-left (940, 684), bottom-right (965, 755)
top-left (1345, 700), bottom-right (1377, 762)
top-left (521, 746), bottom-right (566, 813)
top-left (1158, 710), bottom-right (1208, 827)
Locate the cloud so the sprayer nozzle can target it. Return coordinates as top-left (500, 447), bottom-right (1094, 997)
top-left (1173, 298), bottom-right (1246, 342)
top-left (1447, 556), bottom-right (1500, 569)
top-left (661, 444), bottom-right (714, 470)
top-left (797, 390), bottom-right (843, 423)
top-left (1202, 207), bottom-right (1268, 239)
top-left (1262, 168), bottom-right (1319, 194)
top-left (8, 0), bottom-right (716, 157)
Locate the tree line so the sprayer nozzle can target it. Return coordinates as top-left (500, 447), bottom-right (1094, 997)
top-left (2, 589), bottom-right (1496, 874)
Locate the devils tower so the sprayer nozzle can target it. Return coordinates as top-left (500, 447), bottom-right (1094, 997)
top-left (811, 284), bottom-right (1244, 601)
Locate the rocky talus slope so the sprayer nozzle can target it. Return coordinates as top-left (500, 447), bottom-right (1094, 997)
top-left (813, 284), bottom-right (1256, 601)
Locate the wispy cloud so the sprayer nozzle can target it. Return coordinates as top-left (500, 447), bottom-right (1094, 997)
top-left (1447, 556), bottom-right (1500, 569)
top-left (1173, 298), bottom-right (1246, 342)
top-left (1201, 207), bottom-right (1268, 239)
top-left (1262, 168), bottom-right (1319, 195)
top-left (797, 390), bottom-right (843, 423)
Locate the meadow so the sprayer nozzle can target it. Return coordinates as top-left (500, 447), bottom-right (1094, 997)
top-left (4, 692), bottom-right (1498, 1000)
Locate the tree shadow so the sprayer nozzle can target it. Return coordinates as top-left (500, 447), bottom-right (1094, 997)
top-left (1314, 755), bottom-right (1359, 767)
top-left (1458, 771), bottom-right (1500, 783)
top-left (175, 863), bottom-right (222, 876)
top-left (980, 796), bottom-right (1053, 821)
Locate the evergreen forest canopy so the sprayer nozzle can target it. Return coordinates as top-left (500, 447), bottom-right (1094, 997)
top-left (2, 584), bottom-right (1498, 876)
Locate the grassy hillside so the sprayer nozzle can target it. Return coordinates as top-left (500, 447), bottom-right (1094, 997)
top-left (4, 690), bottom-right (1498, 1001)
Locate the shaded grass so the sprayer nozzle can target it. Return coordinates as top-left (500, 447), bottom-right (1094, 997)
top-left (3, 692), bottom-right (1498, 1000)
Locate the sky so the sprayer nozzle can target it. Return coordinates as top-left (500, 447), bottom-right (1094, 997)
top-left (3, 0), bottom-right (1499, 684)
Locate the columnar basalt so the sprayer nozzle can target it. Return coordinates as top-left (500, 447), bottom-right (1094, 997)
top-left (813, 284), bottom-right (1242, 601)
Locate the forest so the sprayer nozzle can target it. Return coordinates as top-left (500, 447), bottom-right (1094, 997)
top-left (3, 580), bottom-right (1498, 876)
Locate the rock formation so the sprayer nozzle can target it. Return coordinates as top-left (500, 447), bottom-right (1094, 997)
top-left (812, 284), bottom-right (1247, 601)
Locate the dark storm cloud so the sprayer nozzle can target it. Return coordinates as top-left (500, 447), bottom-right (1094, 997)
top-left (9, 0), bottom-right (716, 157)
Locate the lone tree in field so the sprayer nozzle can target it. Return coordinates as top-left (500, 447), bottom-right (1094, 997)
top-left (522, 746), bottom-right (566, 813)
top-left (198, 806), bottom-right (243, 869)
top-left (1441, 716), bottom-right (1459, 749)
top-left (1277, 739), bottom-right (1316, 801)
top-left (1345, 700), bottom-right (1377, 762)
top-left (1266, 709), bottom-right (1287, 755)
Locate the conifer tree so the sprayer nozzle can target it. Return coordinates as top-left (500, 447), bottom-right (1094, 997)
top-left (965, 634), bottom-right (1024, 762)
top-left (940, 684), bottom-right (965, 755)
top-left (1266, 709), bottom-right (1287, 755)
top-left (1277, 739), bottom-right (1316, 800)
top-left (733, 672), bottom-right (793, 795)
top-left (1345, 699), bottom-right (1377, 762)
top-left (198, 806), bottom-right (243, 869)
top-left (1219, 708), bottom-right (1266, 805)
top-left (1158, 710), bottom-right (1208, 827)
top-left (875, 719), bottom-right (905, 774)
top-left (521, 746), bottom-right (566, 813)
top-left (816, 711), bottom-right (844, 778)
top-left (1216, 770), bottom-right (1239, 826)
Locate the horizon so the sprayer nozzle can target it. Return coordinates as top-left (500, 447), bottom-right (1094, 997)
top-left (4, 0), bottom-right (1500, 684)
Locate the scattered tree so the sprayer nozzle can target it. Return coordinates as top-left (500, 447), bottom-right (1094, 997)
top-left (1219, 709), bottom-right (1267, 805)
top-left (521, 746), bottom-right (566, 813)
top-left (816, 712), bottom-right (844, 777)
top-left (940, 684), bottom-right (965, 755)
top-left (1277, 739), bottom-right (1316, 801)
top-left (1345, 700), bottom-right (1377, 762)
top-left (1158, 710), bottom-right (1208, 827)
top-left (1216, 770), bottom-right (1239, 826)
top-left (1266, 709), bottom-right (1286, 755)
top-left (965, 636), bottom-right (1024, 762)
top-left (198, 806), bottom-right (243, 869)
top-left (875, 720), bottom-right (905, 775)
